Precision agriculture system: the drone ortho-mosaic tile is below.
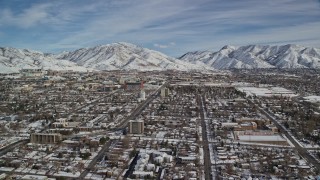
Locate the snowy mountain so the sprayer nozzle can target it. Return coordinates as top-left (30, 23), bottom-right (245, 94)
top-left (1, 43), bottom-right (319, 73)
top-left (179, 44), bottom-right (320, 69)
top-left (0, 47), bottom-right (88, 73)
top-left (55, 42), bottom-right (209, 71)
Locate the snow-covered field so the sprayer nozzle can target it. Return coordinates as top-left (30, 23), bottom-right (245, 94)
top-left (303, 96), bottom-right (320, 103)
top-left (236, 86), bottom-right (298, 97)
top-left (237, 135), bottom-right (286, 142)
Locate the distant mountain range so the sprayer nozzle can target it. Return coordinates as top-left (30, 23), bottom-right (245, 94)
top-left (0, 47), bottom-right (87, 73)
top-left (179, 44), bottom-right (320, 69)
top-left (54, 42), bottom-right (208, 71)
top-left (0, 43), bottom-right (319, 73)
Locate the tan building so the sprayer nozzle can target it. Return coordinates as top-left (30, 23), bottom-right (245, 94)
top-left (236, 122), bottom-right (258, 131)
top-left (237, 117), bottom-right (270, 127)
top-left (52, 118), bottom-right (68, 128)
top-left (20, 68), bottom-right (44, 77)
top-left (266, 124), bottom-right (279, 133)
top-left (160, 88), bottom-right (170, 97)
top-left (129, 120), bottom-right (144, 134)
top-left (30, 133), bottom-right (62, 144)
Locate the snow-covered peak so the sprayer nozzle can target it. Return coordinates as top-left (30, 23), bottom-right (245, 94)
top-left (0, 46), bottom-right (88, 74)
top-left (1, 43), bottom-right (320, 73)
top-left (179, 44), bottom-right (320, 69)
top-left (220, 45), bottom-right (237, 51)
top-left (55, 42), bottom-right (209, 71)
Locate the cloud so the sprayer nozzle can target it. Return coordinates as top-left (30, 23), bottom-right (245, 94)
top-left (0, 1), bottom-right (107, 29)
top-left (175, 21), bottom-right (320, 54)
top-left (154, 44), bottom-right (168, 49)
top-left (52, 0), bottom-right (320, 50)
top-left (154, 42), bottom-right (176, 49)
top-left (0, 0), bottom-right (319, 56)
top-left (0, 3), bottom-right (51, 28)
top-left (50, 0), bottom-right (196, 49)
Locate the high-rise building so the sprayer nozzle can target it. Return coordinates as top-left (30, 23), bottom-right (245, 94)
top-left (129, 120), bottom-right (144, 134)
top-left (30, 133), bottom-right (62, 144)
top-left (124, 81), bottom-right (144, 91)
top-left (161, 87), bottom-right (170, 97)
top-left (139, 90), bottom-right (146, 100)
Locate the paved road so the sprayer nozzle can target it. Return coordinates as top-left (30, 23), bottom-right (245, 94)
top-left (78, 140), bottom-right (113, 179)
top-left (247, 98), bottom-right (320, 172)
top-left (0, 139), bottom-right (29, 156)
top-left (117, 82), bottom-right (167, 129)
top-left (198, 95), bottom-right (213, 180)
top-left (123, 152), bottom-right (139, 178)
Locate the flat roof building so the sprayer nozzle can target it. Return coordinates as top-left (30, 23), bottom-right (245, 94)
top-left (129, 120), bottom-right (144, 134)
top-left (161, 87), bottom-right (170, 97)
top-left (30, 133), bottom-right (62, 144)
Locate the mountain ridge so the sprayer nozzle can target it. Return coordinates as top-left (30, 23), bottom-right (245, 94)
top-left (0, 47), bottom-right (88, 73)
top-left (179, 44), bottom-right (320, 69)
top-left (0, 43), bottom-right (319, 73)
top-left (54, 42), bottom-right (209, 71)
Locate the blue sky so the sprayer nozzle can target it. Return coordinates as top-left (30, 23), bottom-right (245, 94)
top-left (0, 0), bottom-right (319, 57)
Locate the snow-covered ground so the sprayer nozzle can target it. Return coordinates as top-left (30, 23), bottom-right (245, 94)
top-left (237, 135), bottom-right (286, 142)
top-left (303, 96), bottom-right (320, 103)
top-left (0, 136), bottom-right (28, 150)
top-left (237, 86), bottom-right (298, 97)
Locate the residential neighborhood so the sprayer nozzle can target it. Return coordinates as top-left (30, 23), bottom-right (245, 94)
top-left (0, 69), bottom-right (320, 179)
top-left (1, 0), bottom-right (320, 179)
